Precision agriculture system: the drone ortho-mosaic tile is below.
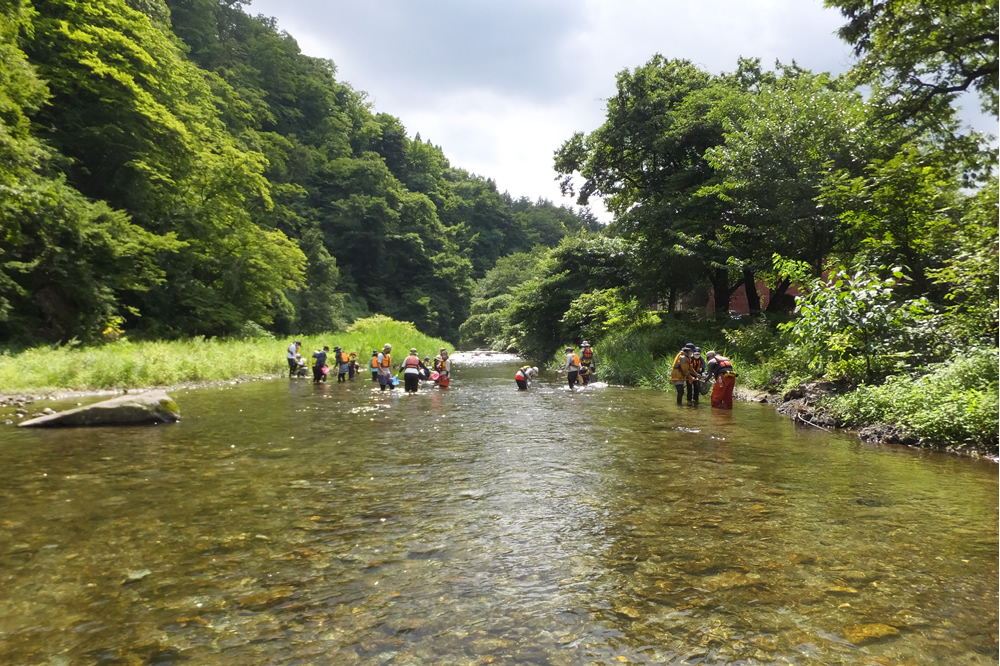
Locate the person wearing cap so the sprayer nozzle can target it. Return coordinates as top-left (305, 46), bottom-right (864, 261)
top-left (670, 343), bottom-right (699, 405)
top-left (705, 350), bottom-right (737, 409)
top-left (376, 344), bottom-right (394, 391)
top-left (688, 346), bottom-right (706, 403)
top-left (579, 341), bottom-right (596, 385)
top-left (333, 346), bottom-right (350, 383)
top-left (514, 365), bottom-right (538, 390)
top-left (400, 348), bottom-right (425, 393)
top-left (561, 346), bottom-right (581, 390)
top-left (312, 345), bottom-right (329, 384)
top-left (348, 352), bottom-right (359, 380)
top-left (286, 340), bottom-right (302, 377)
top-left (370, 350), bottom-right (380, 381)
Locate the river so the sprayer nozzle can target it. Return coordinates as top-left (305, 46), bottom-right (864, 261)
top-left (0, 353), bottom-right (996, 665)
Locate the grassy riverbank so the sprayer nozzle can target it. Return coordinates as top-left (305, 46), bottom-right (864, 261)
top-left (0, 316), bottom-right (453, 394)
top-left (585, 314), bottom-right (999, 455)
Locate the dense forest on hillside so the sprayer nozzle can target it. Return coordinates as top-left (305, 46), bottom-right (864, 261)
top-left (0, 0), bottom-right (599, 346)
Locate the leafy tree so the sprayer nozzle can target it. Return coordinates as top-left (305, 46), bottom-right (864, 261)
top-left (561, 287), bottom-right (657, 345)
top-left (459, 249), bottom-right (546, 349)
top-left (925, 175), bottom-right (999, 345)
top-left (826, 0), bottom-right (999, 118)
top-left (505, 234), bottom-right (634, 360)
top-left (818, 141), bottom-right (974, 301)
top-left (0, 0), bottom-right (178, 343)
top-left (21, 0), bottom-right (307, 337)
top-left (780, 267), bottom-right (935, 380)
top-left (555, 56), bottom-right (756, 312)
top-left (702, 65), bottom-right (877, 309)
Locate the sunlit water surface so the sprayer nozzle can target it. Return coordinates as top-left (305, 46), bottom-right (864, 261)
top-left (0, 353), bottom-right (996, 665)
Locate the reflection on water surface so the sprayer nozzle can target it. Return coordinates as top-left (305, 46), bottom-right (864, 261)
top-left (0, 355), bottom-right (996, 664)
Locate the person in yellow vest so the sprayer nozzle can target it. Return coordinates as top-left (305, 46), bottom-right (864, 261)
top-left (579, 341), bottom-right (596, 385)
top-left (376, 344), bottom-right (394, 391)
top-left (705, 351), bottom-right (737, 409)
top-left (348, 352), bottom-right (359, 380)
top-left (370, 350), bottom-right (379, 382)
top-left (670, 343), bottom-right (699, 405)
top-left (561, 346), bottom-right (581, 391)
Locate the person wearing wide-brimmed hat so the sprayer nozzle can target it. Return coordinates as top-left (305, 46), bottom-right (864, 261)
top-left (579, 340), bottom-right (596, 385)
top-left (670, 343), bottom-right (699, 405)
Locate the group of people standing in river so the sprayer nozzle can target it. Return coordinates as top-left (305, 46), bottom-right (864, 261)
top-left (286, 341), bottom-right (451, 393)
top-left (670, 343), bottom-right (737, 409)
top-left (557, 341), bottom-right (597, 390)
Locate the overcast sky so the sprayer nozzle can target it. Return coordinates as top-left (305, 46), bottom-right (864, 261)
top-left (245, 0), bottom-right (990, 220)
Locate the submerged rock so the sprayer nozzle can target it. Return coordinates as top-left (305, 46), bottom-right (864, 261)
top-left (17, 391), bottom-right (180, 427)
top-left (843, 623), bottom-right (899, 644)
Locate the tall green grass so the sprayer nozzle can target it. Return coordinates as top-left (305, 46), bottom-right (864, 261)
top-left (0, 315), bottom-right (453, 393)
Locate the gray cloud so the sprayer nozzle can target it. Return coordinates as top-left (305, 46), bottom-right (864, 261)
top-left (250, 0), bottom-right (586, 107)
top-left (243, 1), bottom-right (990, 215)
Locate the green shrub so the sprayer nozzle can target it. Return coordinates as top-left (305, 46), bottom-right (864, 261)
top-left (826, 348), bottom-right (999, 451)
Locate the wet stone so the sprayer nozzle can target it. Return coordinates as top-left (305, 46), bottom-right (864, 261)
top-left (843, 623), bottom-right (900, 644)
top-left (787, 553), bottom-right (816, 565)
top-left (703, 571), bottom-right (758, 590)
top-left (825, 585), bottom-right (859, 596)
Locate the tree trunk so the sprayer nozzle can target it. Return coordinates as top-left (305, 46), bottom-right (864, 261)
top-left (667, 287), bottom-right (677, 313)
top-left (710, 269), bottom-right (731, 313)
top-left (766, 278), bottom-right (791, 312)
top-left (743, 269), bottom-right (761, 313)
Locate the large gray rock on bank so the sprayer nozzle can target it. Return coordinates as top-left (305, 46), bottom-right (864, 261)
top-left (18, 390), bottom-right (180, 428)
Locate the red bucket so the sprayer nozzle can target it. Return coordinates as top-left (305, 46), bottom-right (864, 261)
top-left (438, 375), bottom-right (450, 388)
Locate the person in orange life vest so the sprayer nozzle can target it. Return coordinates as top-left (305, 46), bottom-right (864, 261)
top-left (376, 344), bottom-right (394, 391)
top-left (687, 346), bottom-right (705, 403)
top-left (515, 365), bottom-right (538, 390)
top-left (579, 341), bottom-right (596, 385)
top-left (333, 346), bottom-right (349, 383)
top-left (670, 343), bottom-right (699, 405)
top-left (438, 348), bottom-right (451, 379)
top-left (561, 346), bottom-right (581, 390)
top-left (370, 350), bottom-right (379, 381)
top-left (705, 350), bottom-right (737, 410)
top-left (400, 348), bottom-right (427, 393)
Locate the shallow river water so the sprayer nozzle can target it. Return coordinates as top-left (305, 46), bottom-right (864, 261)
top-left (0, 353), bottom-right (996, 665)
